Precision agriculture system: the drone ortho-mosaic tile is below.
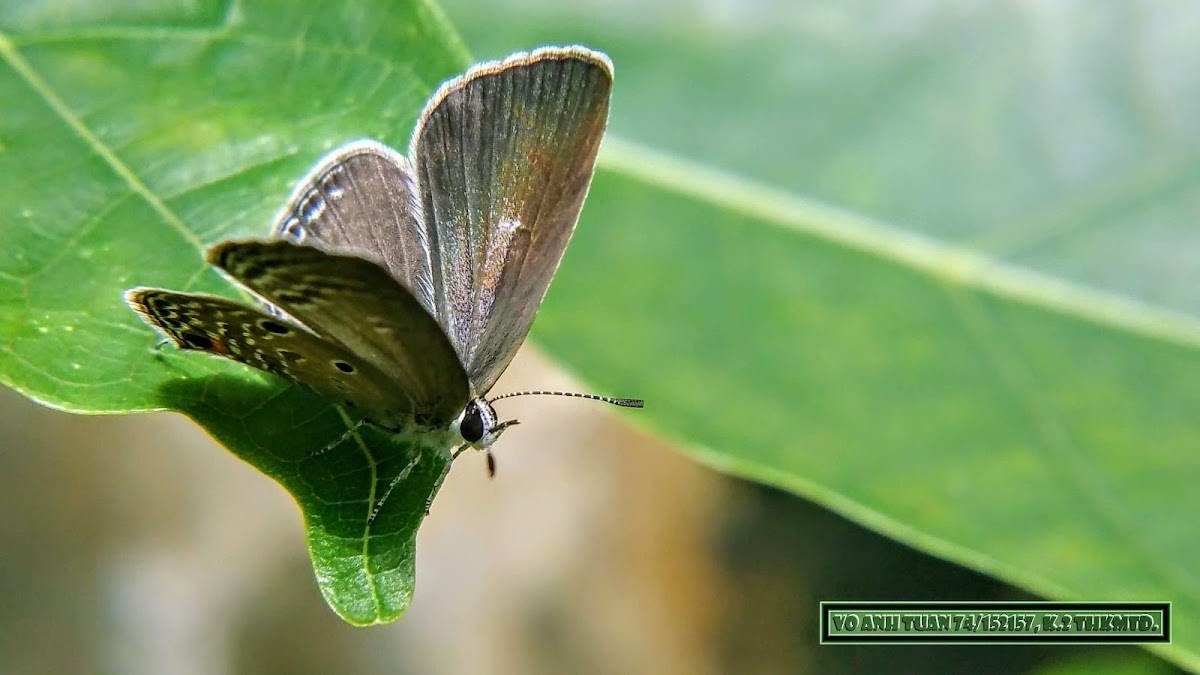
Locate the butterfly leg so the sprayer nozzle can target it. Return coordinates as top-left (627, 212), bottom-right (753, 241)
top-left (308, 419), bottom-right (368, 458)
top-left (368, 439), bottom-right (471, 524)
top-left (482, 419), bottom-right (521, 479)
top-left (492, 419), bottom-right (521, 442)
top-left (367, 448), bottom-right (424, 526)
top-left (423, 443), bottom-right (470, 515)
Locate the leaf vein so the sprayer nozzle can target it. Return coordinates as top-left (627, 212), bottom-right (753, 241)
top-left (598, 137), bottom-right (1200, 352)
top-left (0, 31), bottom-right (205, 252)
top-left (943, 283), bottom-right (1200, 601)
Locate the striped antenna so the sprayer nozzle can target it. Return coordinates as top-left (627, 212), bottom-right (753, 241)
top-left (488, 390), bottom-right (644, 408)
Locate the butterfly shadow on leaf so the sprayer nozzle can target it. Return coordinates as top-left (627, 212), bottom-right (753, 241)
top-left (156, 372), bottom-right (449, 543)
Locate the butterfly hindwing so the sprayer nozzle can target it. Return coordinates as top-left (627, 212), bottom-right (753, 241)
top-left (271, 140), bottom-right (437, 315)
top-left (209, 240), bottom-right (469, 427)
top-left (124, 287), bottom-right (421, 428)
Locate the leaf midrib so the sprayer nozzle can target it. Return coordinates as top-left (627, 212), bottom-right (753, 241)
top-left (0, 30), bottom-right (204, 251)
top-left (595, 136), bottom-right (1200, 351)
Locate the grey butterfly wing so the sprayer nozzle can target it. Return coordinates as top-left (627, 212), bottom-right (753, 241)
top-left (272, 140), bottom-right (436, 314)
top-left (411, 46), bottom-right (613, 393)
top-left (210, 240), bottom-right (470, 427)
top-left (125, 288), bottom-right (421, 429)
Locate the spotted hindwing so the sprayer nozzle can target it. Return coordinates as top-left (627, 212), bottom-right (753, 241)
top-left (270, 140), bottom-right (436, 315)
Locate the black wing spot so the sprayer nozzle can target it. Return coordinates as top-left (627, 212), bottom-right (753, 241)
top-left (180, 333), bottom-right (214, 350)
top-left (333, 360), bottom-right (355, 373)
top-left (320, 164), bottom-right (347, 198)
top-left (259, 319), bottom-right (291, 335)
top-left (180, 331), bottom-right (225, 353)
top-left (299, 190), bottom-right (326, 222)
top-left (281, 216), bottom-right (305, 240)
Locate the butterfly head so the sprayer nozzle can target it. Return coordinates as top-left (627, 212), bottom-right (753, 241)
top-left (455, 397), bottom-right (517, 450)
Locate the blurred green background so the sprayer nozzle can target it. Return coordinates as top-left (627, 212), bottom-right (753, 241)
top-left (1, 0), bottom-right (1197, 673)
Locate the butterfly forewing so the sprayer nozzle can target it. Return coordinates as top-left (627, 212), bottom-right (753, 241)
top-left (125, 288), bottom-right (421, 428)
top-left (411, 46), bottom-right (613, 392)
top-left (210, 240), bottom-right (470, 427)
top-left (271, 140), bottom-right (436, 314)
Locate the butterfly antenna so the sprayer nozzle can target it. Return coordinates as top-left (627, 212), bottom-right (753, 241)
top-left (488, 390), bottom-right (644, 408)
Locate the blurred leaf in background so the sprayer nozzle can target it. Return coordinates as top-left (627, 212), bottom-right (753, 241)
top-left (0, 0), bottom-right (1198, 673)
top-left (441, 0), bottom-right (1200, 671)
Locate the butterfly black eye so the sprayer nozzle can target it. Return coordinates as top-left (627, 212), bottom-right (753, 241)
top-left (460, 402), bottom-right (485, 443)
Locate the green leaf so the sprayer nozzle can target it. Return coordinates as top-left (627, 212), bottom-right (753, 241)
top-left (0, 0), bottom-right (471, 625)
top-left (445, 0), bottom-right (1200, 669)
top-left (2, 5), bottom-right (1199, 673)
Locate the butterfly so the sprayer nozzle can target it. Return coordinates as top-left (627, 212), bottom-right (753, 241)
top-left (125, 46), bottom-right (642, 521)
